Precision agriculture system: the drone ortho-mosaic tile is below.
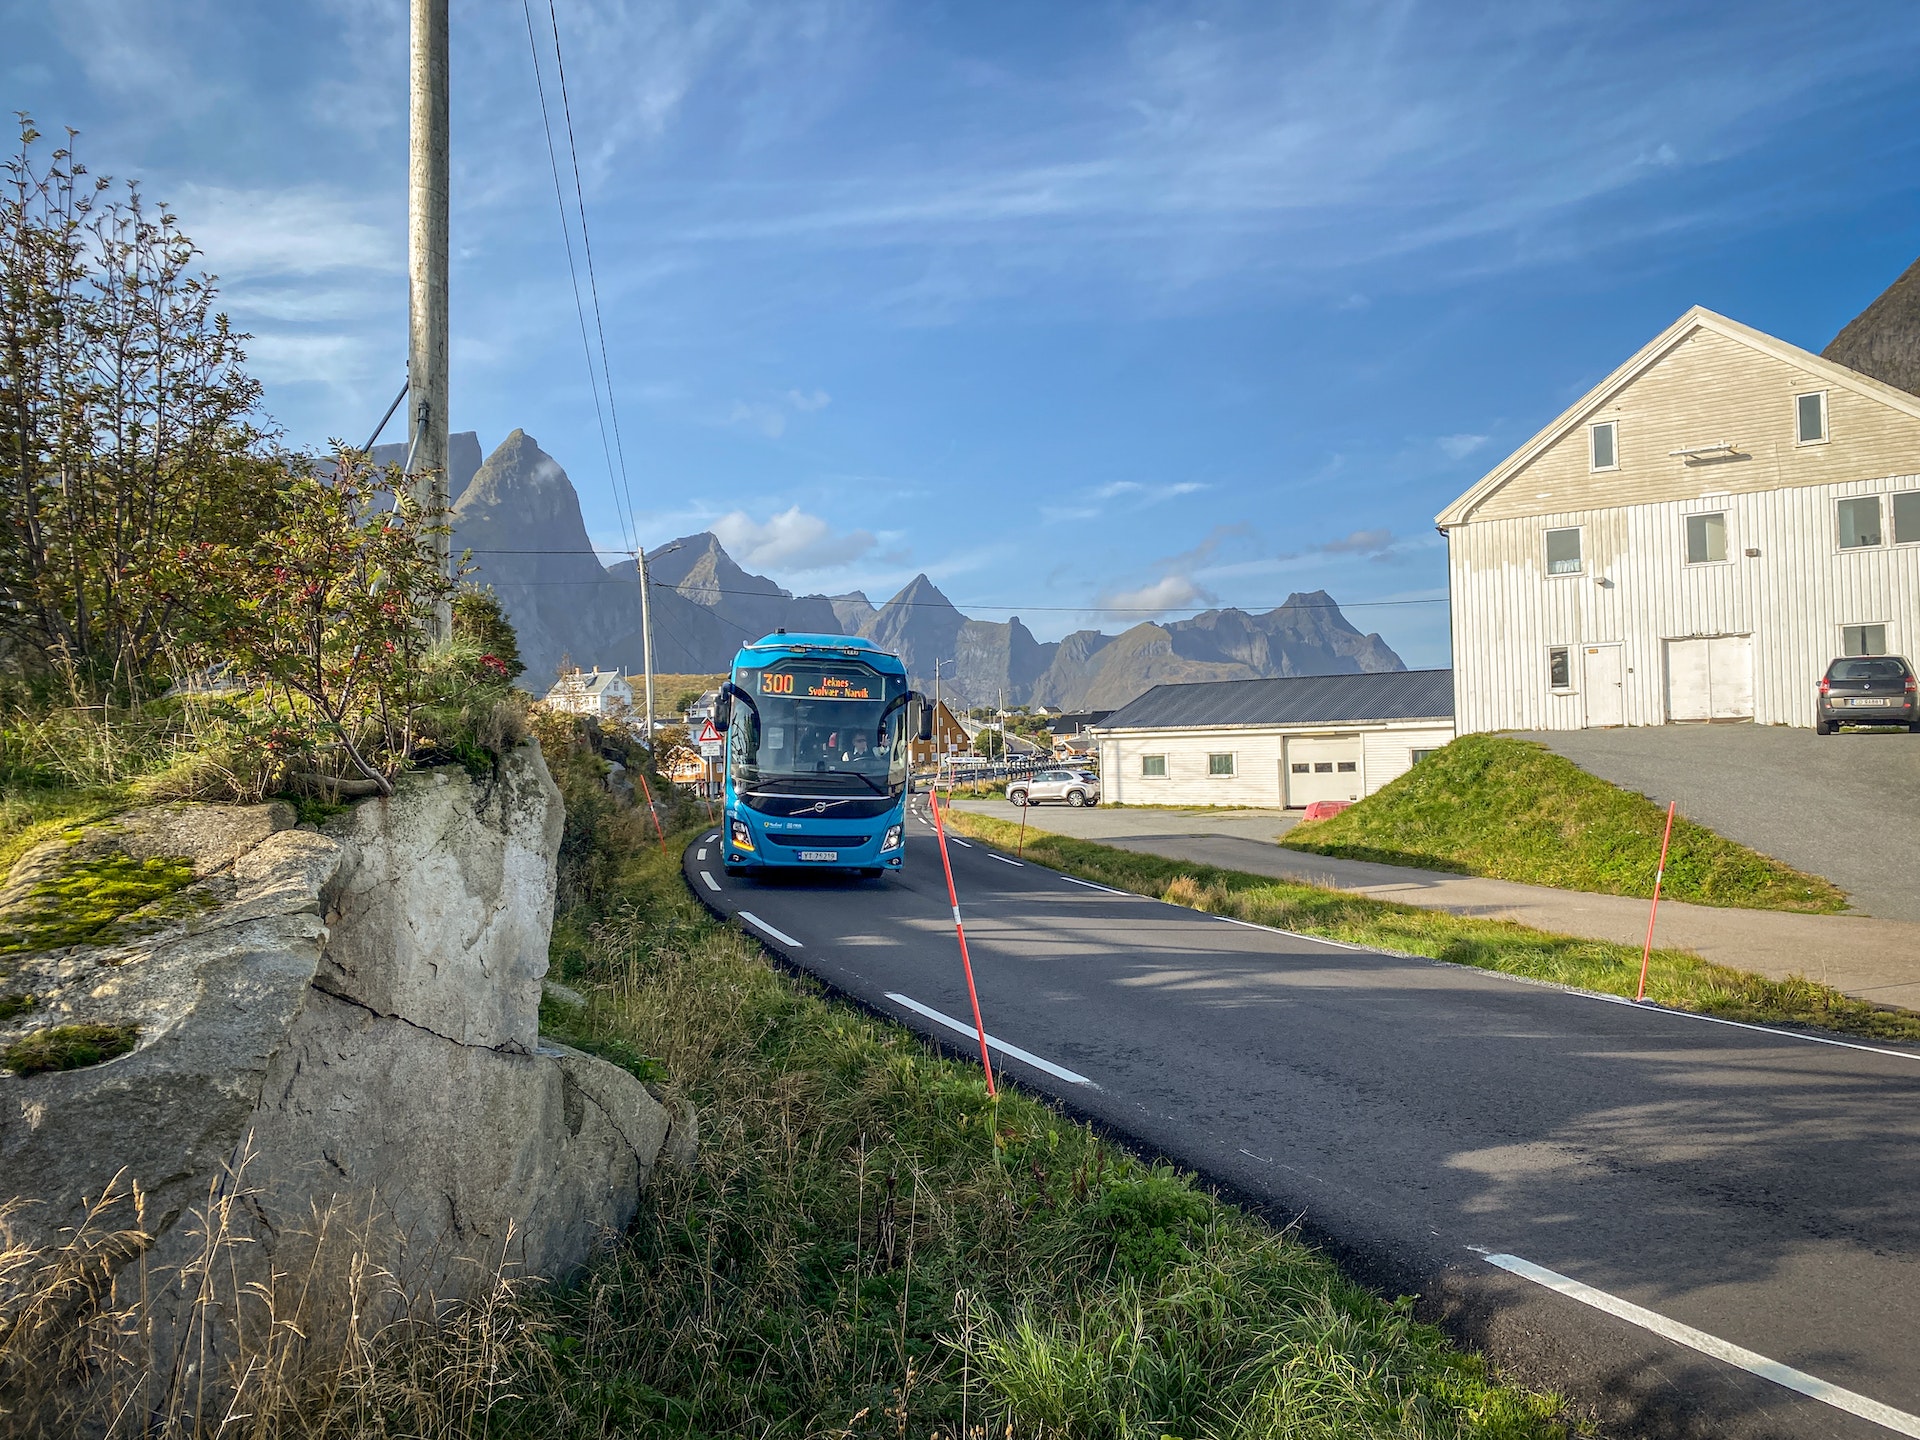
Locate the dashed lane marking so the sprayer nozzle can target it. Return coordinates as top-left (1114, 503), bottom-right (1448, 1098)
top-left (884, 992), bottom-right (1093, 1086)
top-left (950, 837), bottom-right (973, 848)
top-left (990, 853), bottom-right (1024, 866)
top-left (1211, 913), bottom-right (1367, 951)
top-left (738, 911), bottom-right (803, 948)
top-left (696, 848), bottom-right (707, 861)
top-left (1479, 1251), bottom-right (1920, 1436)
top-left (1059, 875), bottom-right (1129, 896)
top-left (700, 871), bottom-right (721, 892)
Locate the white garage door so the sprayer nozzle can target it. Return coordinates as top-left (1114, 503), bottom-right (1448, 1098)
top-left (1285, 735), bottom-right (1364, 806)
top-left (1665, 635), bottom-right (1754, 721)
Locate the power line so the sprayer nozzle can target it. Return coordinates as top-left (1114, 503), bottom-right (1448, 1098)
top-left (544, 0), bottom-right (640, 541)
top-left (521, 0), bottom-right (631, 554)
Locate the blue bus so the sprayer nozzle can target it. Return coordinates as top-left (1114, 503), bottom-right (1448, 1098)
top-left (714, 632), bottom-right (930, 878)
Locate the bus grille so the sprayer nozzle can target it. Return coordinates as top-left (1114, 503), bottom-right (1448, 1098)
top-left (764, 834), bottom-right (868, 848)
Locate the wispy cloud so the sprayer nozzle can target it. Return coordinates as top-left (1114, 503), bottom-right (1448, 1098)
top-left (1096, 573), bottom-right (1216, 616)
top-left (1437, 433), bottom-right (1490, 460)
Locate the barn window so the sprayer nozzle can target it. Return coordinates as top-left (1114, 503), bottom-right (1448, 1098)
top-left (1410, 749), bottom-right (1437, 764)
top-left (1336, 761), bottom-right (1358, 773)
top-left (1141, 754), bottom-right (1167, 777)
top-left (1843, 624), bottom-right (1887, 657)
top-left (1685, 512), bottom-right (1727, 565)
top-left (1893, 491), bottom-right (1920, 545)
top-left (1796, 391), bottom-right (1828, 445)
top-left (1589, 421), bottom-right (1618, 471)
top-left (1208, 753), bottom-right (1235, 776)
top-left (1837, 496), bottom-right (1882, 549)
top-left (1545, 527), bottom-right (1583, 575)
top-left (1548, 647), bottom-right (1573, 690)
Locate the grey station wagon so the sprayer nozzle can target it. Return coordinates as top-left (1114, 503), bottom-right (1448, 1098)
top-left (1816, 655), bottom-right (1918, 734)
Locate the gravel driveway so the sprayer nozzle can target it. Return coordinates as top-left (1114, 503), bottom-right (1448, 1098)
top-left (1519, 725), bottom-right (1920, 922)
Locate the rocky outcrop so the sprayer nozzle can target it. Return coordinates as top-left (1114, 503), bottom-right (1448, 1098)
top-left (0, 745), bottom-right (681, 1399)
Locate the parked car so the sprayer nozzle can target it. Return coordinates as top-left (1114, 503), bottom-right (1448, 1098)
top-left (1007, 768), bottom-right (1101, 807)
top-left (1816, 655), bottom-right (1918, 734)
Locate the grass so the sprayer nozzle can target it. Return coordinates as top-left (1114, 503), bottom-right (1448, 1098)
top-left (1279, 735), bottom-right (1844, 913)
top-left (942, 808), bottom-right (1920, 1045)
top-left (1, 1021), bottom-right (139, 1076)
top-left (0, 785), bottom-right (131, 888)
top-left (518, 831), bottom-right (1572, 1438)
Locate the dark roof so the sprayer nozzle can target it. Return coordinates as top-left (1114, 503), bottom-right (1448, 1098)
top-left (1096, 669), bottom-right (1454, 731)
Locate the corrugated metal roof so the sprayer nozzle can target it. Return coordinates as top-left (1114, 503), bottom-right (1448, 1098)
top-left (1096, 669), bottom-right (1454, 731)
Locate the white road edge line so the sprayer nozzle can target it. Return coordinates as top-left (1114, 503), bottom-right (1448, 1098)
top-left (1210, 914), bottom-right (1367, 950)
top-left (1060, 875), bottom-right (1129, 896)
top-left (1481, 1252), bottom-right (1920, 1436)
top-left (696, 848), bottom-right (707, 861)
top-left (884, 992), bottom-right (1092, 1086)
top-left (700, 871), bottom-right (721, 892)
top-left (738, 911), bottom-right (803, 948)
top-left (704, 833), bottom-right (717, 842)
top-left (1583, 993), bottom-right (1920, 1062)
top-left (950, 837), bottom-right (973, 848)
top-left (990, 854), bottom-right (1024, 867)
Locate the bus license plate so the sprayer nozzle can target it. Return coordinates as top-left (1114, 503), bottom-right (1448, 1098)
top-left (797, 850), bottom-right (839, 862)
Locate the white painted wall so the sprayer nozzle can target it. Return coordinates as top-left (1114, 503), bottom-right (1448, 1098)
top-left (1097, 720), bottom-right (1456, 808)
top-left (1447, 473), bottom-right (1920, 731)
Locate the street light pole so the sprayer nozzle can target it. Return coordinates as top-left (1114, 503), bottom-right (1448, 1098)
top-left (408, 0), bottom-right (451, 641)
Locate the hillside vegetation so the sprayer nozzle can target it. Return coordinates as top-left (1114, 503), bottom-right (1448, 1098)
top-left (1281, 735), bottom-right (1844, 913)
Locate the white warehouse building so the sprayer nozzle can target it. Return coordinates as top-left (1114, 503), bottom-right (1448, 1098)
top-left (1094, 670), bottom-right (1455, 809)
top-left (1437, 307), bottom-right (1920, 732)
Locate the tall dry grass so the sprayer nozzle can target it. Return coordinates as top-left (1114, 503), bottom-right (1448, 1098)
top-left (0, 1150), bottom-right (557, 1440)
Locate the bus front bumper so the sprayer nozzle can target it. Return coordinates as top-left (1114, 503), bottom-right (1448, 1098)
top-left (724, 819), bottom-right (905, 871)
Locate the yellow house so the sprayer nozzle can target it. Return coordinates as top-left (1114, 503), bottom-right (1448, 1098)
top-left (1437, 307), bottom-right (1920, 731)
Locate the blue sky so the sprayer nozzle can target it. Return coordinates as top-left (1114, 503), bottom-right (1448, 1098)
top-left (9, 1), bottom-right (1920, 665)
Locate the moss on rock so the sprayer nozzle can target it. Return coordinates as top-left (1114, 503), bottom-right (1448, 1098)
top-left (2, 1021), bottom-right (139, 1076)
top-left (0, 845), bottom-right (206, 957)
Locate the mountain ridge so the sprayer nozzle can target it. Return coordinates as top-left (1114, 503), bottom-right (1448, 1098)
top-left (445, 431), bottom-right (1407, 711)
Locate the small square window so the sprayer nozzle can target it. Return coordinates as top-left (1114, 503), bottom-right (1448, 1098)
top-left (1549, 646), bottom-right (1572, 690)
top-left (1685, 511), bottom-right (1727, 565)
top-left (1894, 491), bottom-right (1920, 545)
top-left (1290, 762), bottom-right (1309, 774)
top-left (1335, 760), bottom-right (1357, 773)
top-left (1545, 527), bottom-right (1582, 575)
top-left (1589, 421), bottom-right (1617, 471)
top-left (1838, 496), bottom-right (1882, 549)
top-left (1410, 749), bottom-right (1437, 764)
top-left (1208, 753), bottom-right (1235, 776)
top-left (1843, 624), bottom-right (1888, 657)
top-left (1141, 754), bottom-right (1166, 777)
top-left (1796, 391), bottom-right (1827, 445)
top-left (1312, 762), bottom-right (1333, 773)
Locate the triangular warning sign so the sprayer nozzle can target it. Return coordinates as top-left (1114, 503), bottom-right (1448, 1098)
top-left (696, 719), bottom-right (721, 744)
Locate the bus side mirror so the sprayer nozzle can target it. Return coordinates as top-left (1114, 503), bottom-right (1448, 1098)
top-left (713, 692), bottom-right (732, 729)
top-left (917, 694), bottom-right (934, 743)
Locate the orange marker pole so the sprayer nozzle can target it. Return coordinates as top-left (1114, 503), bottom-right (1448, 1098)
top-left (1635, 801), bottom-right (1677, 1002)
top-left (636, 769), bottom-right (668, 854)
top-left (926, 787), bottom-right (996, 1096)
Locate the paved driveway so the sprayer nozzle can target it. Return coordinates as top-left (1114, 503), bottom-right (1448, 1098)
top-left (1519, 726), bottom-right (1920, 922)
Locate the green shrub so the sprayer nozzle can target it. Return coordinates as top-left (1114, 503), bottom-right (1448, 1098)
top-left (2, 1021), bottom-right (138, 1076)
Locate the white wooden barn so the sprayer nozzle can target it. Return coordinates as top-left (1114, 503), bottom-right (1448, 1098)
top-left (1437, 307), bottom-right (1920, 732)
top-left (1094, 671), bottom-right (1455, 808)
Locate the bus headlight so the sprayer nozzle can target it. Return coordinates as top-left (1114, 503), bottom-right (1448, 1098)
top-left (882, 824), bottom-right (903, 851)
top-left (729, 818), bottom-right (754, 851)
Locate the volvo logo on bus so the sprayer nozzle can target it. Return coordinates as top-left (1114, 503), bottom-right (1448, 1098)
top-left (812, 802), bottom-right (827, 813)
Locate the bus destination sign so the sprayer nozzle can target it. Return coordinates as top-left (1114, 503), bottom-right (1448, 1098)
top-left (758, 668), bottom-right (879, 701)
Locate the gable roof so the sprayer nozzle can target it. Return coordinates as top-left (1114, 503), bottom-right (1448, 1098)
top-left (545, 669), bottom-right (628, 700)
top-left (1096, 669), bottom-right (1453, 731)
top-left (1435, 306), bottom-right (1920, 529)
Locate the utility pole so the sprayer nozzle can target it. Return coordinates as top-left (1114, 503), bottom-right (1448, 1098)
top-left (636, 540), bottom-right (680, 746)
top-left (409, 0), bottom-right (451, 640)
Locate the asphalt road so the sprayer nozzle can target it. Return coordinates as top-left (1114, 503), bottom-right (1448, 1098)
top-left (686, 799), bottom-right (1920, 1439)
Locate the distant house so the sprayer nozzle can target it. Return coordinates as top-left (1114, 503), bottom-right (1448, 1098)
top-left (909, 699), bottom-right (971, 767)
top-left (543, 667), bottom-right (633, 717)
top-left (1438, 306), bottom-right (1920, 731)
top-left (1095, 671), bottom-right (1455, 809)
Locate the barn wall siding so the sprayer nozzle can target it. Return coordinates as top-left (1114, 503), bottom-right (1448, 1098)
top-left (1449, 473), bottom-right (1920, 732)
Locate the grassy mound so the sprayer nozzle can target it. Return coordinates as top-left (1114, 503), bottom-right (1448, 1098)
top-left (1280, 735), bottom-right (1843, 913)
top-left (524, 834), bottom-right (1570, 1438)
top-left (942, 810), bottom-right (1920, 1045)
top-left (2, 1021), bottom-right (139, 1076)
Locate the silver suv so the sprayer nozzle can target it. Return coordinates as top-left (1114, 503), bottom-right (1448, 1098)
top-left (1007, 768), bottom-right (1101, 807)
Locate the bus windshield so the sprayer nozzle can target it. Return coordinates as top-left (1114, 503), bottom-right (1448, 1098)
top-left (729, 661), bottom-right (910, 797)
